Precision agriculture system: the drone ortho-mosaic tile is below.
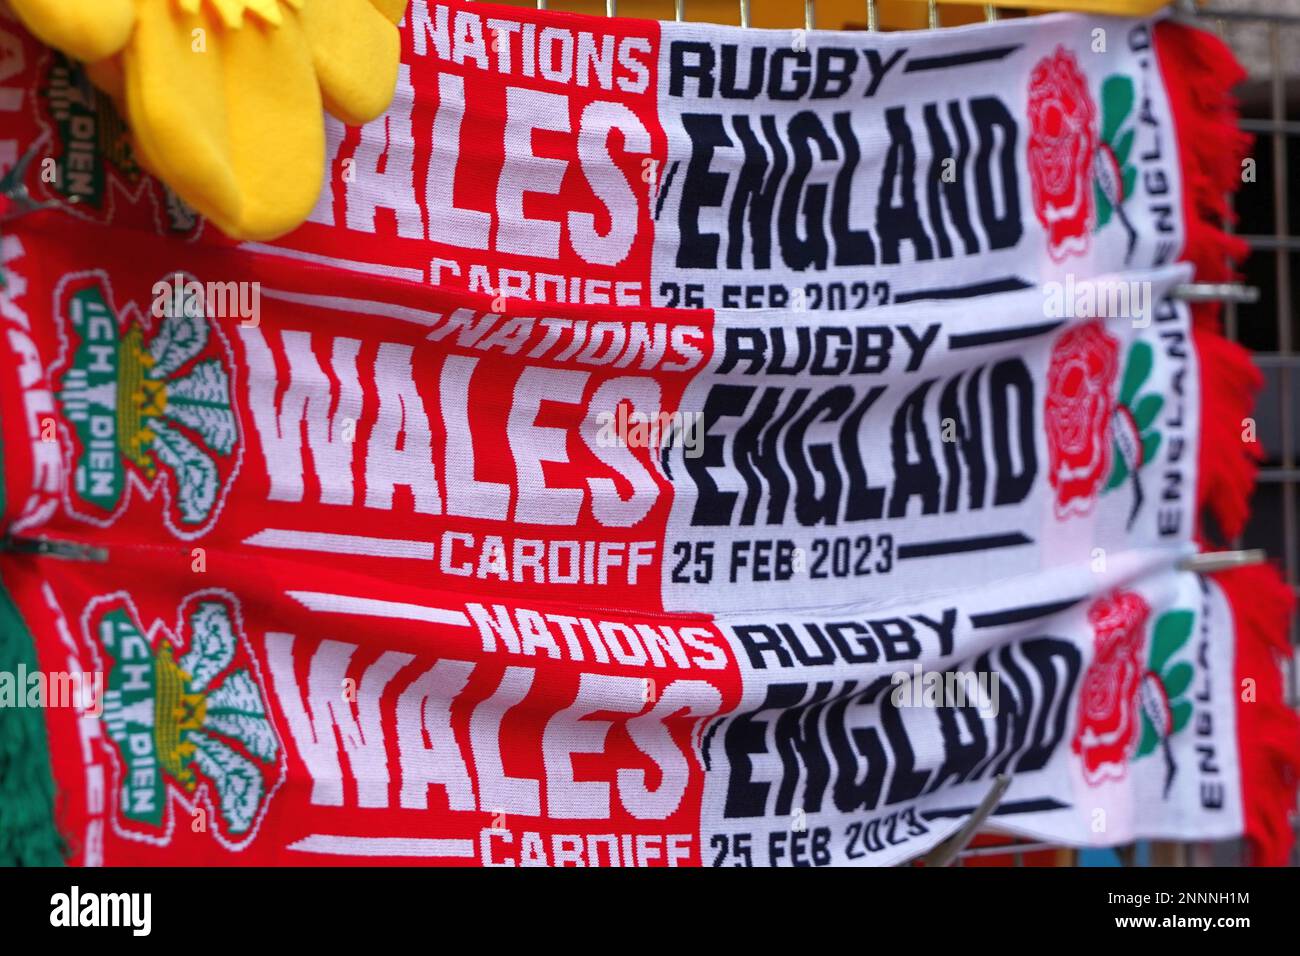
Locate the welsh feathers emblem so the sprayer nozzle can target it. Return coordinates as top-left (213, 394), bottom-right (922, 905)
top-left (88, 591), bottom-right (283, 847)
top-left (1027, 48), bottom-right (1138, 262)
top-left (37, 52), bottom-right (200, 234)
top-left (1044, 323), bottom-right (1160, 523)
top-left (1073, 591), bottom-right (1194, 796)
top-left (41, 53), bottom-right (140, 216)
top-left (52, 272), bottom-right (240, 538)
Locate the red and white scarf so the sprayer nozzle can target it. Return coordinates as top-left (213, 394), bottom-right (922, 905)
top-left (0, 217), bottom-right (1294, 865)
top-left (0, 3), bottom-right (1295, 866)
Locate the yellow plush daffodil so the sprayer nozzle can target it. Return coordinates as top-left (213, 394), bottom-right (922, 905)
top-left (10, 0), bottom-right (406, 240)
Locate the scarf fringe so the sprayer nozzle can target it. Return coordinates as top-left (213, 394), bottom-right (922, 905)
top-left (1156, 21), bottom-right (1259, 540)
top-left (1157, 21), bottom-right (1298, 865)
top-left (1217, 564), bottom-right (1300, 866)
top-left (1155, 20), bottom-right (1253, 289)
top-left (1194, 327), bottom-right (1264, 541)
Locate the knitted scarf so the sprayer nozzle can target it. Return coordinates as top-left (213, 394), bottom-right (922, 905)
top-left (0, 1), bottom-right (1295, 865)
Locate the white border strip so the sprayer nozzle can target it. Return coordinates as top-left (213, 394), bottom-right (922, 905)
top-left (240, 242), bottom-right (425, 283)
top-left (246, 529), bottom-right (434, 560)
top-left (287, 591), bottom-right (471, 627)
top-left (288, 835), bottom-right (476, 858)
top-left (260, 287), bottom-right (443, 328)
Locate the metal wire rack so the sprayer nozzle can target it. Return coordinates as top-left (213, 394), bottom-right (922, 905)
top-left (487, 0), bottom-right (1300, 866)
top-left (1178, 0), bottom-right (1299, 868)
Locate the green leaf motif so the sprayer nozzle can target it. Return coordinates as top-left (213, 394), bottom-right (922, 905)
top-left (1119, 341), bottom-right (1153, 407)
top-left (1150, 610), bottom-right (1195, 674)
top-left (1132, 394), bottom-right (1164, 432)
top-left (1095, 181), bottom-right (1114, 229)
top-left (1113, 128), bottom-right (1136, 168)
top-left (1141, 431), bottom-right (1162, 467)
top-left (1162, 662), bottom-right (1194, 700)
top-left (1106, 451), bottom-right (1129, 491)
top-left (1101, 76), bottom-right (1136, 144)
top-left (1122, 166), bottom-right (1138, 204)
top-left (1136, 710), bottom-right (1159, 757)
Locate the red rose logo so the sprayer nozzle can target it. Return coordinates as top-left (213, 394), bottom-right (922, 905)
top-left (1027, 48), bottom-right (1098, 261)
top-left (1073, 590), bottom-right (1150, 785)
top-left (1044, 320), bottom-right (1119, 518)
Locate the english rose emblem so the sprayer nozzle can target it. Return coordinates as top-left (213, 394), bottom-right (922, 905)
top-left (1072, 590), bottom-right (1149, 785)
top-left (1044, 320), bottom-right (1120, 518)
top-left (1027, 47), bottom-right (1098, 261)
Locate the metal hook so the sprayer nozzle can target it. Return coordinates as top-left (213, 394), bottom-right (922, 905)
top-left (928, 0), bottom-right (940, 29)
top-left (0, 137), bottom-right (61, 223)
top-left (606, 0), bottom-right (616, 16)
top-left (1, 535), bottom-right (109, 563)
top-left (867, 0), bottom-right (877, 31)
top-left (740, 0), bottom-right (750, 29)
top-left (805, 0), bottom-right (815, 30)
top-left (1172, 282), bottom-right (1261, 305)
top-left (1178, 550), bottom-right (1268, 574)
top-left (675, 0), bottom-right (684, 22)
top-left (985, 4), bottom-right (999, 21)
top-left (919, 775), bottom-right (1011, 867)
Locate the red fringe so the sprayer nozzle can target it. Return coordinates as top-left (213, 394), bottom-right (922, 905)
top-left (1218, 565), bottom-right (1300, 866)
top-left (1193, 327), bottom-right (1264, 541)
top-left (1155, 21), bottom-right (1253, 295)
top-left (1157, 22), bottom-right (1298, 865)
top-left (1155, 21), bottom-right (1260, 542)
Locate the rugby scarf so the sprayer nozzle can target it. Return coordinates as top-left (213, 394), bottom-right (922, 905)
top-left (0, 2), bottom-right (1257, 311)
top-left (0, 216), bottom-right (1296, 865)
top-left (0, 4), bottom-right (1266, 519)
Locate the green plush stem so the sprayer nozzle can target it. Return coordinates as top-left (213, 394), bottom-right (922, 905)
top-left (0, 428), bottom-right (66, 865)
top-left (0, 577), bottom-right (66, 865)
